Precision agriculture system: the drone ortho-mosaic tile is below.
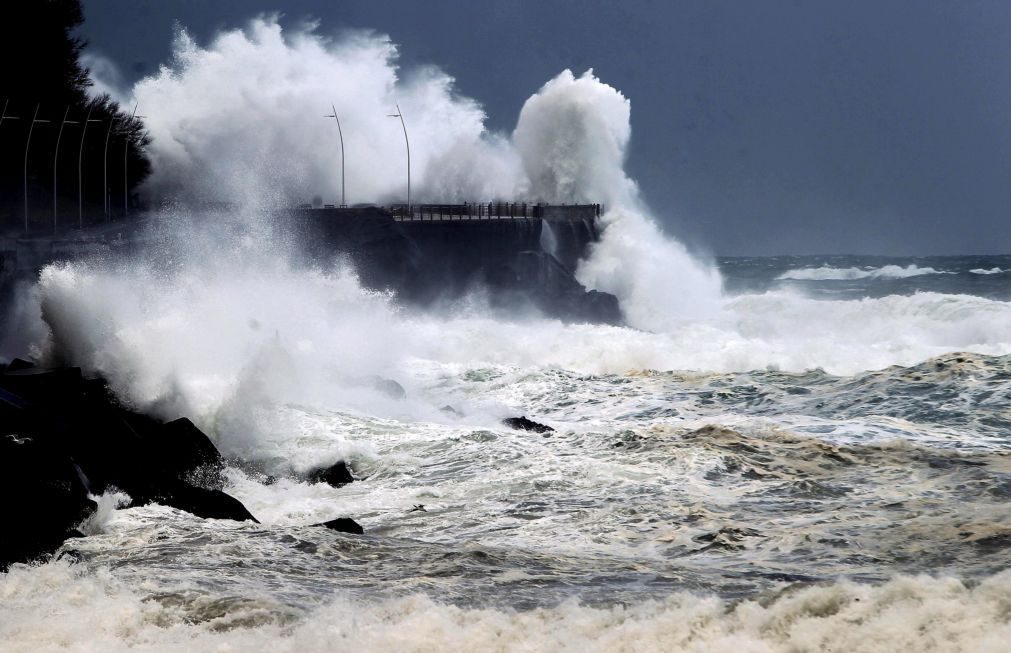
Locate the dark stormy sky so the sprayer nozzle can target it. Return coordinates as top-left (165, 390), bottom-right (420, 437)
top-left (78, 0), bottom-right (1011, 255)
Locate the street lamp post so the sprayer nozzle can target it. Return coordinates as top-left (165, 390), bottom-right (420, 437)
top-left (0, 97), bottom-right (20, 128)
top-left (388, 103), bottom-right (410, 213)
top-left (54, 105), bottom-right (80, 234)
top-left (324, 104), bottom-right (346, 207)
top-left (102, 115), bottom-right (117, 218)
top-left (123, 104), bottom-right (144, 218)
top-left (23, 104), bottom-right (49, 234)
top-left (77, 105), bottom-right (102, 229)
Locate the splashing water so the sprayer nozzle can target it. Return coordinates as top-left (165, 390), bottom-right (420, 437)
top-left (7, 17), bottom-right (1011, 651)
top-left (127, 18), bottom-right (722, 331)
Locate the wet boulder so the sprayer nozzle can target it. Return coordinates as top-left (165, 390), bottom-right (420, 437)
top-left (306, 460), bottom-right (355, 488)
top-left (367, 376), bottom-right (407, 401)
top-left (1, 433), bottom-right (96, 569)
top-left (157, 483), bottom-right (259, 523)
top-left (503, 416), bottom-right (555, 433)
top-left (155, 417), bottom-right (226, 488)
top-left (0, 366), bottom-right (85, 409)
top-left (5, 357), bottom-right (35, 372)
top-left (0, 362), bottom-right (260, 567)
top-left (440, 405), bottom-right (463, 417)
top-left (318, 517), bottom-right (364, 535)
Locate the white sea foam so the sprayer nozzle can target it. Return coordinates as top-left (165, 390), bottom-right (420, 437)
top-left (9, 17), bottom-right (1009, 652)
top-left (28, 252), bottom-right (1011, 462)
top-left (970, 267), bottom-right (1006, 275)
top-left (777, 264), bottom-right (950, 281)
top-left (1, 560), bottom-right (1008, 653)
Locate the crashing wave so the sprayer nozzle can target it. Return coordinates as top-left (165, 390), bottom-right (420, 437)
top-left (777, 264), bottom-right (950, 281)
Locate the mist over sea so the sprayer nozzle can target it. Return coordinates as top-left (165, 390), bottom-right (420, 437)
top-left (2, 16), bottom-right (1009, 653)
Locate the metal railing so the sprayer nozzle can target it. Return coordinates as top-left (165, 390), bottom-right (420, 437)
top-left (389, 202), bottom-right (602, 222)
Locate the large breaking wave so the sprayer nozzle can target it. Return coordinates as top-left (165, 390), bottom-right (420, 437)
top-left (5, 16), bottom-right (1005, 451)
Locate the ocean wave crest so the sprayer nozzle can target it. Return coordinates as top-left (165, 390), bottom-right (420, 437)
top-left (778, 264), bottom-right (949, 281)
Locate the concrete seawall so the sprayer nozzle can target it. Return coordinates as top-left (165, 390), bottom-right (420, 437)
top-left (287, 206), bottom-right (619, 323)
top-left (0, 205), bottom-right (621, 325)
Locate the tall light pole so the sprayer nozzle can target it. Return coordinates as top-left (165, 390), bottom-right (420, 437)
top-left (24, 104), bottom-right (49, 235)
top-left (388, 103), bottom-right (410, 212)
top-left (77, 106), bottom-right (101, 229)
top-left (54, 106), bottom-right (80, 234)
top-left (0, 98), bottom-right (19, 128)
top-left (102, 115), bottom-right (117, 218)
top-left (324, 104), bottom-right (346, 207)
top-left (123, 104), bottom-right (144, 218)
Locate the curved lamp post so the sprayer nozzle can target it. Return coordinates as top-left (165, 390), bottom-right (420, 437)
top-left (324, 104), bottom-right (346, 208)
top-left (77, 106), bottom-right (101, 228)
top-left (388, 103), bottom-right (410, 212)
top-left (54, 106), bottom-right (79, 233)
top-left (123, 105), bottom-right (145, 218)
top-left (23, 104), bottom-right (49, 234)
top-left (102, 115), bottom-right (118, 218)
top-left (0, 97), bottom-right (19, 128)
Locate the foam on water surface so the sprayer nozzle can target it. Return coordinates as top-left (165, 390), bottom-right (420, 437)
top-left (4, 17), bottom-right (1011, 650)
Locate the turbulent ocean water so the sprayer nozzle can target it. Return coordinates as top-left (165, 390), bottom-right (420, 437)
top-left (3, 252), bottom-right (1010, 652)
top-left (2, 17), bottom-right (1009, 651)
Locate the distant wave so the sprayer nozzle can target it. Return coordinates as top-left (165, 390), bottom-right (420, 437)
top-left (778, 264), bottom-right (949, 281)
top-left (970, 267), bottom-right (1006, 275)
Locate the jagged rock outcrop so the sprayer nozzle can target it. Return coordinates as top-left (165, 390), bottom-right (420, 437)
top-left (306, 460), bottom-right (355, 488)
top-left (0, 360), bottom-right (258, 569)
top-left (502, 416), bottom-right (555, 434)
top-left (318, 517), bottom-right (364, 535)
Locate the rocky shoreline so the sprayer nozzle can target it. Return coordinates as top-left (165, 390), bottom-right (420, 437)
top-left (0, 359), bottom-right (362, 570)
top-left (0, 358), bottom-right (556, 570)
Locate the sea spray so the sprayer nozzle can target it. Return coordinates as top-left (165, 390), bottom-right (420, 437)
top-left (129, 20), bottom-right (723, 327)
top-left (132, 18), bottom-right (520, 206)
top-left (511, 70), bottom-right (723, 329)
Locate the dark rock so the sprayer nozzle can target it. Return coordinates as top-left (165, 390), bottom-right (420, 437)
top-left (367, 376), bottom-right (407, 401)
top-left (0, 365), bottom-right (260, 568)
top-left (318, 517), bottom-right (364, 535)
top-left (157, 483), bottom-right (259, 523)
top-left (306, 460), bottom-right (355, 488)
top-left (440, 405), bottom-right (463, 417)
top-left (1, 432), bottom-right (96, 569)
top-left (0, 366), bottom-right (84, 408)
top-left (6, 358), bottom-right (35, 372)
top-left (157, 418), bottom-right (225, 488)
top-left (503, 416), bottom-right (555, 433)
